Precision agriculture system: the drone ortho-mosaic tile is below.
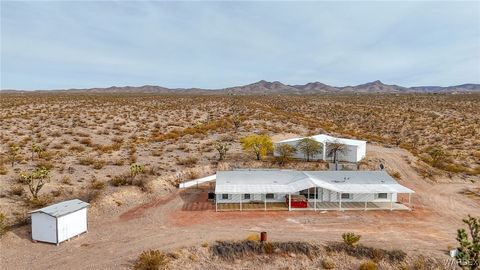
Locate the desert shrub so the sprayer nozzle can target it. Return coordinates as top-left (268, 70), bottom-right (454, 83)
top-left (89, 177), bottom-right (105, 190)
top-left (321, 257), bottom-right (336, 269)
top-left (61, 176), bottom-right (72, 185)
top-left (133, 249), bottom-right (168, 270)
top-left (343, 232), bottom-right (361, 246)
top-left (359, 261), bottom-right (377, 270)
top-left (92, 159), bottom-right (106, 170)
top-left (263, 242), bottom-right (273, 254)
top-left (0, 165), bottom-right (7, 175)
top-left (0, 212), bottom-right (8, 237)
top-left (111, 173), bottom-right (132, 186)
top-left (35, 160), bottom-right (54, 170)
top-left (176, 156), bottom-right (198, 167)
top-left (79, 156), bottom-right (95, 166)
top-left (9, 185), bottom-right (24, 196)
top-left (210, 240), bottom-right (318, 261)
top-left (326, 242), bottom-right (406, 263)
top-left (29, 195), bottom-right (53, 208)
top-left (69, 145), bottom-right (85, 152)
top-left (246, 233), bottom-right (260, 241)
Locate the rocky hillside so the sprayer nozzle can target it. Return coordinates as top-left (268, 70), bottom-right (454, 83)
top-left (2, 80), bottom-right (479, 94)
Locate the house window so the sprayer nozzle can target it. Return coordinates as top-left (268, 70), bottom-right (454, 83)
top-left (244, 194), bottom-right (251, 200)
top-left (266, 193), bottom-right (275, 199)
top-left (341, 193), bottom-right (351, 199)
top-left (377, 193), bottom-right (388, 199)
top-left (222, 194), bottom-right (229, 200)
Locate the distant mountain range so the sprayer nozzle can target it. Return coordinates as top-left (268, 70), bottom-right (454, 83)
top-left (2, 80), bottom-right (479, 94)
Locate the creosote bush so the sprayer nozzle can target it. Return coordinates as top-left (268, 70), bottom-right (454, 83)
top-left (133, 249), bottom-right (168, 270)
top-left (321, 257), bottom-right (336, 269)
top-left (343, 232), bottom-right (361, 246)
top-left (359, 260), bottom-right (377, 270)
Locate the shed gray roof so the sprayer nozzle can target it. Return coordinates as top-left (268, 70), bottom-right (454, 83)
top-left (30, 199), bottom-right (89, 218)
top-left (215, 170), bottom-right (414, 194)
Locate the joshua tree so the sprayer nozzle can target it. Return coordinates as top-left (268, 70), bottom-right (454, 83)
top-left (8, 144), bottom-right (20, 167)
top-left (427, 147), bottom-right (447, 168)
top-left (296, 138), bottom-right (322, 162)
top-left (215, 142), bottom-right (229, 161)
top-left (232, 115), bottom-right (242, 131)
top-left (326, 140), bottom-right (347, 163)
top-left (130, 164), bottom-right (145, 180)
top-left (275, 144), bottom-right (296, 166)
top-left (456, 215), bottom-right (479, 270)
top-left (240, 134), bottom-right (273, 161)
top-left (31, 142), bottom-right (43, 160)
top-left (20, 167), bottom-right (51, 199)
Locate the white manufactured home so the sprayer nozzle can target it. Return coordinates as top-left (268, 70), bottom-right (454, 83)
top-left (274, 134), bottom-right (367, 163)
top-left (30, 199), bottom-right (89, 245)
top-left (214, 170), bottom-right (414, 211)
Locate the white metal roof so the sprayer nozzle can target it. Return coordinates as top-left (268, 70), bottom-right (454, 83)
top-left (276, 134), bottom-right (366, 146)
top-left (30, 199), bottom-right (90, 218)
top-left (215, 170), bottom-right (414, 194)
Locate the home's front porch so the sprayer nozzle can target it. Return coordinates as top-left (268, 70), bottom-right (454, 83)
top-left (215, 200), bottom-right (411, 212)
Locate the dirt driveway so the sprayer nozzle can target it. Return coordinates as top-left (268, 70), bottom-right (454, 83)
top-left (1, 145), bottom-right (478, 270)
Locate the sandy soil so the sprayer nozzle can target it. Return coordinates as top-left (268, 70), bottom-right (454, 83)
top-left (1, 144), bottom-right (478, 270)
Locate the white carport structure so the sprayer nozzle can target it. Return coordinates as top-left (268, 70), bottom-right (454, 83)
top-left (30, 199), bottom-right (89, 245)
top-left (214, 170), bottom-right (414, 212)
top-left (274, 134), bottom-right (367, 163)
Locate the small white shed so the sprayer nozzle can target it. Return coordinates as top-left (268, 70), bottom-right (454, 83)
top-left (30, 199), bottom-right (89, 245)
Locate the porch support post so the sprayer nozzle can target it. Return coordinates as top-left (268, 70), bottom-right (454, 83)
top-left (408, 193), bottom-right (412, 211)
top-left (215, 194), bottom-right (218, 212)
top-left (264, 194), bottom-right (267, 211)
top-left (322, 142), bottom-right (326, 160)
top-left (365, 195), bottom-right (367, 211)
top-left (390, 193), bottom-right (393, 211)
top-left (307, 188), bottom-right (310, 203)
top-left (314, 187), bottom-right (317, 211)
top-left (288, 194), bottom-right (291, 211)
top-left (339, 192), bottom-right (342, 211)
top-left (240, 194), bottom-right (242, 212)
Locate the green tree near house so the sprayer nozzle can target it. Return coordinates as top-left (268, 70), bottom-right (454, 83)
top-left (296, 138), bottom-right (322, 162)
top-left (240, 134), bottom-right (273, 161)
top-left (275, 144), bottom-right (296, 166)
top-left (455, 215), bottom-right (479, 270)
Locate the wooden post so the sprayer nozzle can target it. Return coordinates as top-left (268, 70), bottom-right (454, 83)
top-left (288, 194), bottom-right (291, 211)
top-left (215, 194), bottom-right (218, 212)
top-left (314, 187), bottom-right (317, 211)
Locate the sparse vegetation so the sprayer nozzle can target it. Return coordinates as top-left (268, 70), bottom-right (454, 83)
top-left (343, 232), bottom-right (361, 246)
top-left (133, 249), bottom-right (168, 270)
top-left (455, 215), bottom-right (479, 270)
top-left (0, 212), bottom-right (8, 238)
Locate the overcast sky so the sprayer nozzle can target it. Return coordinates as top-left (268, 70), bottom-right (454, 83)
top-left (1, 1), bottom-right (479, 90)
